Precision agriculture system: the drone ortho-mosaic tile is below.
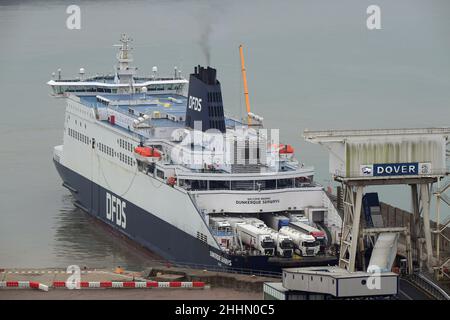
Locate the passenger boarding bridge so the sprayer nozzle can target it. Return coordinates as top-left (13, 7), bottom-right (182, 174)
top-left (304, 127), bottom-right (450, 274)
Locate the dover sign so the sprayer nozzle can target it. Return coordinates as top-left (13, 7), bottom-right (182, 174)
top-left (360, 162), bottom-right (432, 177)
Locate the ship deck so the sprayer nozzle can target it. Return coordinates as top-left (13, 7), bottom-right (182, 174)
top-left (78, 93), bottom-right (244, 129)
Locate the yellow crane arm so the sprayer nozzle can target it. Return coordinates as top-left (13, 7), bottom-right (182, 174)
top-left (239, 44), bottom-right (251, 124)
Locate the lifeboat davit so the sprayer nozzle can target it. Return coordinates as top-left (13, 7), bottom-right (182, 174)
top-left (134, 146), bottom-right (161, 163)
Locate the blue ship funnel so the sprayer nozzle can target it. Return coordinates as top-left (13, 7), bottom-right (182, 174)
top-left (185, 65), bottom-right (226, 133)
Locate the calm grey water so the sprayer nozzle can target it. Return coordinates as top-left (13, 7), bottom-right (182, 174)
top-left (0, 0), bottom-right (449, 268)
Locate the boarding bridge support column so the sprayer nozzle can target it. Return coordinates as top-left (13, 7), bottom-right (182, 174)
top-left (411, 183), bottom-right (434, 272)
top-left (339, 184), bottom-right (364, 272)
top-left (421, 184), bottom-right (433, 271)
top-left (433, 178), bottom-right (450, 280)
top-left (411, 184), bottom-right (421, 266)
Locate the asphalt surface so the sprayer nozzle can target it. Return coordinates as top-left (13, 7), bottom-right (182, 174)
top-left (398, 278), bottom-right (432, 300)
top-left (0, 288), bottom-right (262, 300)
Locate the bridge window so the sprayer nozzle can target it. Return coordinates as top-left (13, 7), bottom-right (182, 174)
top-left (277, 178), bottom-right (294, 189)
top-left (257, 179), bottom-right (276, 190)
top-left (295, 176), bottom-right (312, 187)
top-left (189, 180), bottom-right (207, 191)
top-left (209, 180), bottom-right (230, 190)
top-left (231, 180), bottom-right (254, 191)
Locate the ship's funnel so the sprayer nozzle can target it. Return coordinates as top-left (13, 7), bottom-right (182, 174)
top-left (185, 65), bottom-right (225, 133)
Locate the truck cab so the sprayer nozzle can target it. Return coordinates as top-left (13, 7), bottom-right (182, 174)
top-left (279, 226), bottom-right (320, 257)
top-left (209, 217), bottom-right (234, 251)
top-left (260, 235), bottom-right (276, 256)
top-left (298, 235), bottom-right (320, 257)
top-left (277, 235), bottom-right (294, 258)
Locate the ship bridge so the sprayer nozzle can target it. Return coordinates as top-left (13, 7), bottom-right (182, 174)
top-left (47, 34), bottom-right (188, 96)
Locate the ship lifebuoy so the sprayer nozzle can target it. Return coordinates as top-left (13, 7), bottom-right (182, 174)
top-left (167, 176), bottom-right (177, 186)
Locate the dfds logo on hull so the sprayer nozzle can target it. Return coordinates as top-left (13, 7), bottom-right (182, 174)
top-left (106, 192), bottom-right (127, 229)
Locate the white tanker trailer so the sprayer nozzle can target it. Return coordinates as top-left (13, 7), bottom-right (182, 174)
top-left (235, 223), bottom-right (276, 256)
top-left (279, 226), bottom-right (320, 257)
top-left (258, 226), bottom-right (294, 258)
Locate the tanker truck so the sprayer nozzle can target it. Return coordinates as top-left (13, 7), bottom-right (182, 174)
top-left (258, 226), bottom-right (294, 258)
top-left (279, 226), bottom-right (320, 257)
top-left (242, 216), bottom-right (294, 258)
top-left (235, 223), bottom-right (276, 256)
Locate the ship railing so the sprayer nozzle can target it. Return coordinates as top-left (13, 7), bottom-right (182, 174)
top-left (176, 261), bottom-right (282, 278)
top-left (143, 258), bottom-right (282, 278)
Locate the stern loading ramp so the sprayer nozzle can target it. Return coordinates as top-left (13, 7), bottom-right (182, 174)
top-left (367, 232), bottom-right (399, 273)
top-left (363, 193), bottom-right (401, 273)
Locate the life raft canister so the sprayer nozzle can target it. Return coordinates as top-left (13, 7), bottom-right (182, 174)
top-left (134, 146), bottom-right (161, 158)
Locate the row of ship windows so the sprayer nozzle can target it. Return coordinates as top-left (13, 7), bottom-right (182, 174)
top-left (98, 142), bottom-right (114, 157)
top-left (98, 142), bottom-right (135, 167)
top-left (67, 127), bottom-right (135, 168)
top-left (119, 152), bottom-right (134, 166)
top-left (68, 128), bottom-right (90, 145)
top-left (61, 84), bottom-right (182, 94)
top-left (118, 138), bottom-right (134, 152)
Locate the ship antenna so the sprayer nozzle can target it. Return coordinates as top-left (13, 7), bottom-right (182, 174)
top-left (113, 34), bottom-right (136, 88)
top-left (114, 33), bottom-right (133, 69)
top-left (239, 44), bottom-right (251, 125)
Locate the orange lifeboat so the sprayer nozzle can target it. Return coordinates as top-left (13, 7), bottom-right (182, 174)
top-left (271, 143), bottom-right (294, 160)
top-left (278, 144), bottom-right (294, 154)
top-left (271, 144), bottom-right (294, 154)
top-left (134, 146), bottom-right (161, 163)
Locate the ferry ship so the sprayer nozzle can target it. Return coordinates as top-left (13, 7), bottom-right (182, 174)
top-left (49, 34), bottom-right (342, 273)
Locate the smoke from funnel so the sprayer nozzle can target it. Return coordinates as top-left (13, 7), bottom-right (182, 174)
top-left (197, 1), bottom-right (225, 67)
top-left (199, 19), bottom-right (212, 66)
top-left (196, 2), bottom-right (227, 66)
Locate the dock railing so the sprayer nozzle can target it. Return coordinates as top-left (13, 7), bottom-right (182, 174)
top-left (406, 272), bottom-right (450, 300)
